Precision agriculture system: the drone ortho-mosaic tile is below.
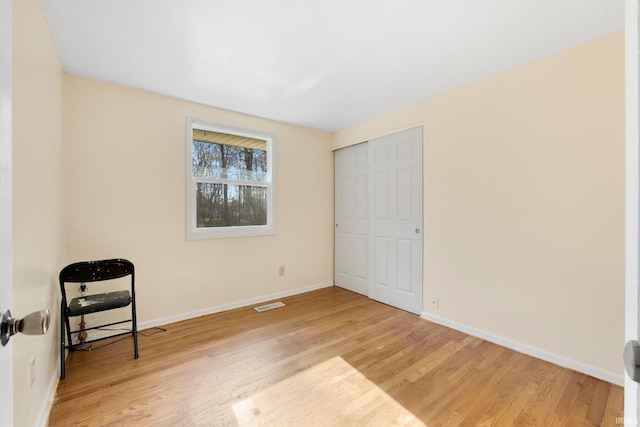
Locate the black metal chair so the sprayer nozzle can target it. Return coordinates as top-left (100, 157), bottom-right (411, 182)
top-left (59, 258), bottom-right (138, 379)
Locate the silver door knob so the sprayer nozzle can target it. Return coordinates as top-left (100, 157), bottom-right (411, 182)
top-left (1, 309), bottom-right (50, 346)
top-left (625, 340), bottom-right (640, 382)
top-left (415, 228), bottom-right (421, 234)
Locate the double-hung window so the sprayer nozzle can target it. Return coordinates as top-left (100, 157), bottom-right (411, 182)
top-left (186, 118), bottom-right (275, 239)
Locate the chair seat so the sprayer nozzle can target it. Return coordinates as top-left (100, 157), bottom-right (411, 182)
top-left (68, 290), bottom-right (131, 316)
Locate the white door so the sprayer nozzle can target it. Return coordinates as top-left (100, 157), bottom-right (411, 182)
top-left (334, 142), bottom-right (369, 296)
top-left (0, 0), bottom-right (13, 424)
top-left (625, 0), bottom-right (640, 420)
top-left (368, 127), bottom-right (423, 314)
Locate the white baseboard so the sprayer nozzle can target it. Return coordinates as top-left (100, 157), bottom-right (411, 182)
top-left (421, 311), bottom-right (624, 387)
top-left (139, 281), bottom-right (334, 330)
top-left (38, 370), bottom-right (60, 427)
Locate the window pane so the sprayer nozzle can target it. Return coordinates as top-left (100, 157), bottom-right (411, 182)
top-left (196, 183), bottom-right (267, 227)
top-left (192, 139), bottom-right (267, 181)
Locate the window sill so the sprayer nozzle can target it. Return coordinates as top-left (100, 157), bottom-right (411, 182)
top-left (186, 225), bottom-right (276, 240)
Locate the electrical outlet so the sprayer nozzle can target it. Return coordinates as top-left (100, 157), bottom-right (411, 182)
top-left (279, 266), bottom-right (285, 276)
top-left (429, 295), bottom-right (439, 310)
top-left (28, 355), bottom-right (36, 388)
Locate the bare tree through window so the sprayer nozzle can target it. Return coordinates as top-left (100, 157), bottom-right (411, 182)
top-left (192, 136), bottom-right (268, 228)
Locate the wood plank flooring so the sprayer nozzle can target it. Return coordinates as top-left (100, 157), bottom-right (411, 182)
top-left (48, 287), bottom-right (623, 426)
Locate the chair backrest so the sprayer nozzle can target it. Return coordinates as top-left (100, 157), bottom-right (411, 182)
top-left (59, 258), bottom-right (135, 301)
top-left (60, 258), bottom-right (134, 283)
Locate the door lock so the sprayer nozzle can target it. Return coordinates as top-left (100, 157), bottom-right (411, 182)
top-left (0, 309), bottom-right (50, 346)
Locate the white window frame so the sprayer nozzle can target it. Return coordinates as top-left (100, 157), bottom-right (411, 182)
top-left (186, 117), bottom-right (276, 240)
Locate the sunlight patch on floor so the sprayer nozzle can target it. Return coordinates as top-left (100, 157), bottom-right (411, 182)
top-left (232, 356), bottom-right (426, 426)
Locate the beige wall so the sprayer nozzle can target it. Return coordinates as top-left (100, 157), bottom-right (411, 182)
top-left (12, 0), bottom-right (66, 425)
top-left (333, 31), bottom-right (625, 380)
top-left (63, 75), bottom-right (334, 325)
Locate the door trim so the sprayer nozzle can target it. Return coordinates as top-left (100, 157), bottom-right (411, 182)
top-left (625, 0), bottom-right (640, 419)
top-left (0, 0), bottom-right (13, 424)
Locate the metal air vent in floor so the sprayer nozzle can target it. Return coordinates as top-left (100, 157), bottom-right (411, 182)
top-left (254, 302), bottom-right (285, 312)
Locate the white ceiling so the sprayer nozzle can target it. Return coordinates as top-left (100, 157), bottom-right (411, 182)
top-left (40, 0), bottom-right (623, 133)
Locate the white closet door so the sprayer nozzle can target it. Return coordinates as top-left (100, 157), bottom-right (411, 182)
top-left (368, 127), bottom-right (423, 314)
top-left (334, 142), bottom-right (369, 296)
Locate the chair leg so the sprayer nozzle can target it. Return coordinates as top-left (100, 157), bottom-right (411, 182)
top-left (132, 299), bottom-right (138, 359)
top-left (60, 301), bottom-right (65, 379)
top-left (64, 311), bottom-right (73, 354)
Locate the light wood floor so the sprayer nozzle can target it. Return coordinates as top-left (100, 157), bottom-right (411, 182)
top-left (48, 287), bottom-right (623, 426)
